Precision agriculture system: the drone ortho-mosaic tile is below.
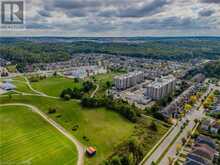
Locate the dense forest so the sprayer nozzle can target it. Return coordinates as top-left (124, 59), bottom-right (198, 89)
top-left (203, 60), bottom-right (220, 78)
top-left (1, 37), bottom-right (220, 69)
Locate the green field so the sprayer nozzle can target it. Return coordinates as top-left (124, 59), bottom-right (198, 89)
top-left (6, 65), bottom-right (17, 73)
top-left (90, 72), bottom-right (120, 97)
top-left (13, 80), bottom-right (36, 94)
top-left (31, 76), bottom-right (82, 97)
top-left (0, 96), bottom-right (134, 164)
top-left (0, 105), bottom-right (77, 165)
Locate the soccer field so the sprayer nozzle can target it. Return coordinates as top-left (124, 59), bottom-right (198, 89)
top-left (0, 96), bottom-right (134, 165)
top-left (0, 106), bottom-right (77, 165)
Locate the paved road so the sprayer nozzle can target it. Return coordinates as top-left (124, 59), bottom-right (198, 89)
top-left (0, 103), bottom-right (85, 165)
top-left (143, 84), bottom-right (213, 165)
top-left (159, 84), bottom-right (214, 165)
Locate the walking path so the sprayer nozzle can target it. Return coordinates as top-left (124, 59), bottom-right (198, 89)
top-left (24, 77), bottom-right (48, 96)
top-left (91, 84), bottom-right (99, 98)
top-left (0, 103), bottom-right (85, 165)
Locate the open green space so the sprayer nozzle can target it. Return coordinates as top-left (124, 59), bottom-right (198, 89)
top-left (0, 105), bottom-right (77, 165)
top-left (13, 81), bottom-right (35, 94)
top-left (0, 96), bottom-right (134, 165)
top-left (90, 72), bottom-right (121, 97)
top-left (6, 65), bottom-right (17, 73)
top-left (31, 76), bottom-right (82, 97)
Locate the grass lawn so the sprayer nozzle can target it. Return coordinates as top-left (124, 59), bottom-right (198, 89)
top-left (0, 105), bottom-right (77, 165)
top-left (0, 96), bottom-right (134, 165)
top-left (13, 81), bottom-right (36, 94)
top-left (90, 72), bottom-right (121, 97)
top-left (31, 76), bottom-right (82, 97)
top-left (6, 65), bottom-right (17, 73)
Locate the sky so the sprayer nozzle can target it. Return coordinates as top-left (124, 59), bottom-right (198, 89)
top-left (1, 0), bottom-right (220, 37)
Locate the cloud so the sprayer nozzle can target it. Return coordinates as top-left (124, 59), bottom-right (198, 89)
top-left (198, 9), bottom-right (215, 17)
top-left (99, 0), bottom-right (173, 18)
top-left (200, 0), bottom-right (220, 3)
top-left (53, 0), bottom-right (102, 10)
top-left (2, 0), bottom-right (220, 36)
top-left (38, 10), bottom-right (52, 17)
top-left (123, 16), bottom-right (211, 31)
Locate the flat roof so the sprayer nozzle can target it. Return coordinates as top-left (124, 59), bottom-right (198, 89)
top-left (147, 75), bottom-right (176, 88)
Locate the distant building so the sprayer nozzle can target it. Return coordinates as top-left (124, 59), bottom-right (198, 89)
top-left (114, 71), bottom-right (144, 90)
top-left (192, 73), bottom-right (206, 83)
top-left (64, 65), bottom-right (107, 79)
top-left (145, 75), bottom-right (176, 100)
top-left (0, 82), bottom-right (16, 90)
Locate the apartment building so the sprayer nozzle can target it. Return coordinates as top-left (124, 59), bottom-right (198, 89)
top-left (114, 71), bottom-right (144, 90)
top-left (145, 75), bottom-right (176, 100)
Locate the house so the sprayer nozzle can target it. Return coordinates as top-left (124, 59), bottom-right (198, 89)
top-left (86, 147), bottom-right (96, 156)
top-left (191, 146), bottom-right (215, 161)
top-left (196, 135), bottom-right (216, 149)
top-left (210, 122), bottom-right (220, 135)
top-left (185, 153), bottom-right (212, 165)
top-left (184, 136), bottom-right (219, 165)
top-left (201, 118), bottom-right (214, 132)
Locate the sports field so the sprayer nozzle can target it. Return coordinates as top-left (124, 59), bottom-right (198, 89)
top-left (0, 105), bottom-right (77, 165)
top-left (0, 96), bottom-right (134, 165)
top-left (31, 76), bottom-right (82, 97)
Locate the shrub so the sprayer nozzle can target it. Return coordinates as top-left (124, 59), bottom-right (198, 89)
top-left (48, 107), bottom-right (56, 114)
top-left (149, 121), bottom-right (158, 132)
top-left (63, 94), bottom-right (71, 101)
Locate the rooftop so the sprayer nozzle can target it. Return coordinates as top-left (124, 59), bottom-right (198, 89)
top-left (147, 75), bottom-right (176, 88)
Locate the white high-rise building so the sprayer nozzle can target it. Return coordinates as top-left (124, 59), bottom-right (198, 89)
top-left (114, 71), bottom-right (144, 90)
top-left (145, 75), bottom-right (176, 100)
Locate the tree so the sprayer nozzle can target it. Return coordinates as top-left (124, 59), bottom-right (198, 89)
top-left (82, 81), bottom-right (94, 92)
top-left (176, 144), bottom-right (182, 154)
top-left (74, 78), bottom-right (79, 83)
top-left (8, 93), bottom-right (12, 99)
top-left (63, 94), bottom-right (71, 101)
top-left (149, 121), bottom-right (158, 131)
top-left (181, 137), bottom-right (186, 145)
top-left (48, 107), bottom-right (56, 114)
top-left (53, 71), bottom-right (57, 76)
top-left (106, 81), bottom-right (112, 89)
top-left (168, 156), bottom-right (174, 165)
top-left (190, 95), bottom-right (197, 105)
top-left (184, 104), bottom-right (192, 113)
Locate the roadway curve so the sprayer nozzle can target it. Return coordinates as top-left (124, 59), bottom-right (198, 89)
top-left (0, 103), bottom-right (85, 165)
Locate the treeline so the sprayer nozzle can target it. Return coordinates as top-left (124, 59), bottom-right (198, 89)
top-left (70, 40), bottom-right (220, 61)
top-left (202, 60), bottom-right (220, 78)
top-left (0, 42), bottom-right (70, 72)
top-left (186, 60), bottom-right (220, 79)
top-left (1, 39), bottom-right (220, 72)
top-left (81, 96), bottom-right (140, 122)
